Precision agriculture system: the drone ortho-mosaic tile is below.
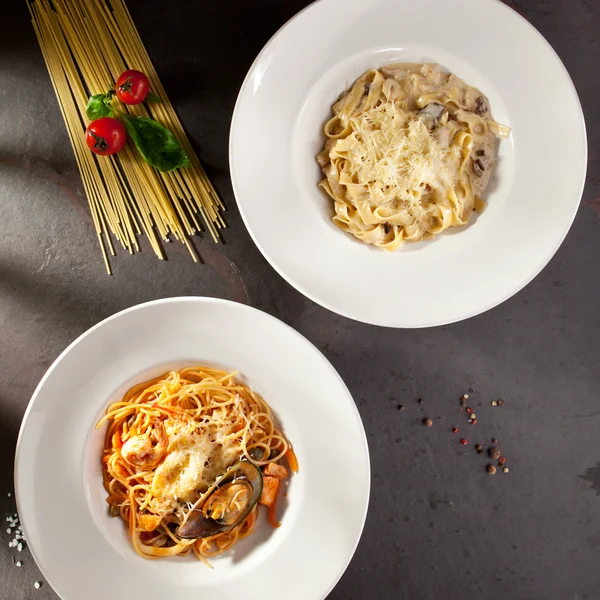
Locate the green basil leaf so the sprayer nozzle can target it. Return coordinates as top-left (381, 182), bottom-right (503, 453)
top-left (146, 91), bottom-right (161, 103)
top-left (121, 115), bottom-right (189, 172)
top-left (86, 94), bottom-right (113, 120)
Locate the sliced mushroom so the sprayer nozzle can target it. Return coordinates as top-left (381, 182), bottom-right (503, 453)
top-left (417, 102), bottom-right (447, 130)
top-left (474, 96), bottom-right (488, 116)
top-left (472, 158), bottom-right (485, 178)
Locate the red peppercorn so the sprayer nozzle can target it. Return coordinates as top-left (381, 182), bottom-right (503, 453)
top-left (452, 427), bottom-right (459, 433)
top-left (499, 456), bottom-right (506, 464)
top-left (470, 419), bottom-right (477, 424)
top-left (467, 407), bottom-right (473, 413)
top-left (460, 438), bottom-right (467, 445)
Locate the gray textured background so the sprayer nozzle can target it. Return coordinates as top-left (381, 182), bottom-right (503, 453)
top-left (1, 0), bottom-right (599, 598)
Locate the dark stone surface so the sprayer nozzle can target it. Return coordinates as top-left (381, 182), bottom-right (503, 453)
top-left (1, 0), bottom-right (599, 598)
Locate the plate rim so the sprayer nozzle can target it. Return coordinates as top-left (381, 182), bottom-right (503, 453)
top-left (14, 296), bottom-right (371, 599)
top-left (229, 0), bottom-right (588, 328)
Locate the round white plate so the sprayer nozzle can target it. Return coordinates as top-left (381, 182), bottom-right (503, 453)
top-left (15, 298), bottom-right (369, 600)
top-left (230, 0), bottom-right (587, 327)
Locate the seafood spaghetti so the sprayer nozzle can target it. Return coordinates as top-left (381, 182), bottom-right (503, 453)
top-left (97, 366), bottom-right (297, 565)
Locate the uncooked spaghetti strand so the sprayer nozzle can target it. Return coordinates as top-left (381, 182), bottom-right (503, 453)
top-left (28, 0), bottom-right (225, 271)
top-left (108, 0), bottom-right (224, 230)
top-left (30, 1), bottom-right (114, 269)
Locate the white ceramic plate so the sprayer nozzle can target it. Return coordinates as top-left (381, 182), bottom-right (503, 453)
top-left (15, 298), bottom-right (369, 600)
top-left (230, 0), bottom-right (587, 327)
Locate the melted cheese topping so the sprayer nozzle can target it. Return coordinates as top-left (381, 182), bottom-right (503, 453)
top-left (340, 101), bottom-right (460, 208)
top-left (150, 417), bottom-right (241, 514)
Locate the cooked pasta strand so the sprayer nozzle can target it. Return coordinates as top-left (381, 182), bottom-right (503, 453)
top-left (318, 63), bottom-right (510, 250)
top-left (97, 367), bottom-right (295, 564)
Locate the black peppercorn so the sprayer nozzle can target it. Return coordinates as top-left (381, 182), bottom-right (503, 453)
top-left (487, 464), bottom-right (496, 475)
top-left (489, 447), bottom-right (500, 460)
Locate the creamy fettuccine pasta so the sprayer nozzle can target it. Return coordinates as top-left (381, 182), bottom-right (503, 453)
top-left (317, 63), bottom-right (511, 250)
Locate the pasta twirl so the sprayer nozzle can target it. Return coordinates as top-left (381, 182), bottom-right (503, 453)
top-left (97, 367), bottom-right (296, 566)
top-left (317, 63), bottom-right (510, 250)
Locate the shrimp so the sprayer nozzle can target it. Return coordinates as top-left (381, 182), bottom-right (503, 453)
top-left (121, 419), bottom-right (168, 470)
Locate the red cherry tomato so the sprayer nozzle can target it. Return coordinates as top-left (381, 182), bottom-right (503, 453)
top-left (115, 69), bottom-right (150, 105)
top-left (85, 117), bottom-right (126, 156)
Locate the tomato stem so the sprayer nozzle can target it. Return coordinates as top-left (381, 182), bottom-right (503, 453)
top-left (89, 130), bottom-right (108, 153)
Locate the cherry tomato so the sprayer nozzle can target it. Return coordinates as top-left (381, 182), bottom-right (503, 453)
top-left (85, 117), bottom-right (126, 156)
top-left (115, 69), bottom-right (150, 105)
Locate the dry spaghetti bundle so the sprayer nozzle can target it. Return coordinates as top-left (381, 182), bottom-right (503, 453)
top-left (28, 0), bottom-right (225, 273)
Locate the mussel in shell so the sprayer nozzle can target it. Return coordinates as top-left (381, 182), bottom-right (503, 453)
top-left (177, 461), bottom-right (263, 539)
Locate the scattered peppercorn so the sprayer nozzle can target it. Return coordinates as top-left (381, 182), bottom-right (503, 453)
top-left (469, 413), bottom-right (477, 420)
top-left (397, 404), bottom-right (405, 411)
top-left (423, 418), bottom-right (433, 427)
top-left (487, 464), bottom-right (496, 475)
top-left (497, 399), bottom-right (505, 407)
top-left (452, 427), bottom-right (459, 433)
top-left (467, 407), bottom-right (473, 414)
top-left (418, 398), bottom-right (424, 404)
top-left (470, 419), bottom-right (478, 424)
top-left (503, 467), bottom-right (509, 473)
top-left (492, 438), bottom-right (498, 444)
top-left (491, 400), bottom-right (497, 406)
top-left (475, 444), bottom-right (483, 453)
top-left (489, 447), bottom-right (500, 460)
top-left (463, 393), bottom-right (469, 400)
top-left (498, 456), bottom-right (506, 465)
top-left (460, 438), bottom-right (468, 445)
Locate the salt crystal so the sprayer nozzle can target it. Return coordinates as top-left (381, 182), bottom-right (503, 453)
top-left (34, 581), bottom-right (42, 589)
top-left (15, 561), bottom-right (22, 567)
top-left (17, 543), bottom-right (22, 551)
top-left (6, 529), bottom-right (11, 534)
